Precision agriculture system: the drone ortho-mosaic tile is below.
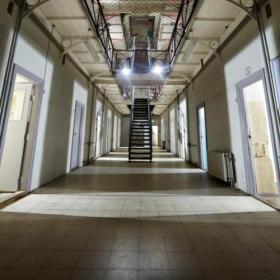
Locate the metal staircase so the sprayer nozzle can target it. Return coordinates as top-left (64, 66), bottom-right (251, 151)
top-left (129, 98), bottom-right (152, 162)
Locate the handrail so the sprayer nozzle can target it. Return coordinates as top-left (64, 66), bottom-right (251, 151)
top-left (167, 0), bottom-right (199, 66)
top-left (82, 0), bottom-right (116, 68)
top-left (128, 87), bottom-right (135, 161)
top-left (147, 93), bottom-right (153, 162)
top-left (131, 36), bottom-right (136, 69)
top-left (147, 36), bottom-right (151, 69)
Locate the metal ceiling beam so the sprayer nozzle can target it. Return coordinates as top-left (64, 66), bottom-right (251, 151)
top-left (46, 16), bottom-right (87, 21)
top-left (224, 0), bottom-right (256, 20)
top-left (23, 0), bottom-right (51, 18)
top-left (81, 0), bottom-right (116, 69)
top-left (95, 79), bottom-right (187, 86)
top-left (194, 17), bottom-right (235, 22)
top-left (61, 35), bottom-right (96, 40)
top-left (167, 0), bottom-right (200, 66)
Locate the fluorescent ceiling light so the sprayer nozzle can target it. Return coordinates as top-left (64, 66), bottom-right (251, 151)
top-left (121, 67), bottom-right (131, 76)
top-left (152, 65), bottom-right (163, 75)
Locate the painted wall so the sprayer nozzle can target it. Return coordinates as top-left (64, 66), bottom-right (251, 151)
top-left (262, 0), bottom-right (280, 60)
top-left (11, 16), bottom-right (90, 190)
top-left (184, 18), bottom-right (273, 192)
top-left (188, 56), bottom-right (231, 167)
top-left (0, 1), bottom-right (19, 99)
top-left (160, 109), bottom-right (170, 151)
top-left (120, 115), bottom-right (130, 147)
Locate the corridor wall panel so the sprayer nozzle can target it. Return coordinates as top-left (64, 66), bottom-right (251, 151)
top-left (11, 14), bottom-right (90, 191)
top-left (186, 19), bottom-right (271, 192)
top-left (120, 115), bottom-right (130, 147)
top-left (0, 1), bottom-right (19, 101)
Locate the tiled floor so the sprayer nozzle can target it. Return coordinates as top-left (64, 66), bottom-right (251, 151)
top-left (0, 148), bottom-right (280, 279)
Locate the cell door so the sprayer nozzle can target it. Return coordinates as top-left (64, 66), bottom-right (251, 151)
top-left (95, 113), bottom-right (102, 158)
top-left (107, 118), bottom-right (112, 152)
top-left (152, 125), bottom-right (159, 147)
top-left (237, 71), bottom-right (279, 195)
top-left (197, 105), bottom-right (208, 171)
top-left (0, 76), bottom-right (35, 191)
top-left (70, 102), bottom-right (84, 170)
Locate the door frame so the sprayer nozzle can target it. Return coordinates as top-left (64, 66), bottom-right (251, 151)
top-left (236, 69), bottom-right (280, 196)
top-left (196, 103), bottom-right (208, 170)
top-left (2, 64), bottom-right (43, 192)
top-left (70, 101), bottom-right (85, 170)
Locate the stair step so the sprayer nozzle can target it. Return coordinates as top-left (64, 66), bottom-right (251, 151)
top-left (130, 151), bottom-right (150, 155)
top-left (131, 148), bottom-right (151, 151)
top-left (131, 145), bottom-right (150, 147)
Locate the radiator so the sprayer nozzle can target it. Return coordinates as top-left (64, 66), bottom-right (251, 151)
top-left (207, 151), bottom-right (235, 184)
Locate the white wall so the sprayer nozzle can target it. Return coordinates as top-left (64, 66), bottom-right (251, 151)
top-left (160, 109), bottom-right (170, 151)
top-left (262, 0), bottom-right (280, 60)
top-left (188, 56), bottom-right (231, 166)
top-left (0, 1), bottom-right (19, 98)
top-left (178, 92), bottom-right (188, 160)
top-left (2, 11), bottom-right (90, 191)
top-left (169, 102), bottom-right (177, 155)
top-left (66, 82), bottom-right (88, 172)
top-left (120, 115), bottom-right (130, 147)
top-left (184, 17), bottom-right (276, 193)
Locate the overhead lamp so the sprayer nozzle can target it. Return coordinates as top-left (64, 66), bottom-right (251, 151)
top-left (121, 66), bottom-right (131, 76)
top-left (152, 64), bottom-right (163, 75)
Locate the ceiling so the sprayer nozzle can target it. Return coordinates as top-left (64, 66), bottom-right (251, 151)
top-left (31, 0), bottom-right (250, 115)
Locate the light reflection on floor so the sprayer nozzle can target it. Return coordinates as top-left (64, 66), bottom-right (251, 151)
top-left (1, 149), bottom-right (280, 279)
top-left (2, 193), bottom-right (275, 218)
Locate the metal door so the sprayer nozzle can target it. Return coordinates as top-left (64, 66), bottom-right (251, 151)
top-left (0, 83), bottom-right (34, 191)
top-left (237, 71), bottom-right (279, 195)
top-left (70, 102), bottom-right (84, 170)
top-left (197, 105), bottom-right (208, 171)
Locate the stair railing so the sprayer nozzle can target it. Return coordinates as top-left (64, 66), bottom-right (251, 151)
top-left (131, 36), bottom-right (136, 70)
top-left (147, 93), bottom-right (153, 162)
top-left (128, 87), bottom-right (135, 161)
top-left (147, 36), bottom-right (151, 69)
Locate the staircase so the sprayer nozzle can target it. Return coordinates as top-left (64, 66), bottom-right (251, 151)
top-left (133, 50), bottom-right (150, 74)
top-left (129, 98), bottom-right (152, 162)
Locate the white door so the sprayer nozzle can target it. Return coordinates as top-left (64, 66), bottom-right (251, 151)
top-left (95, 114), bottom-right (102, 158)
top-left (152, 125), bottom-right (158, 147)
top-left (240, 79), bottom-right (278, 194)
top-left (0, 82), bottom-right (33, 191)
top-left (198, 106), bottom-right (208, 171)
top-left (70, 102), bottom-right (84, 170)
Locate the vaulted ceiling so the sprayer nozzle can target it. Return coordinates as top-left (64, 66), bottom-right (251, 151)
top-left (31, 0), bottom-right (251, 115)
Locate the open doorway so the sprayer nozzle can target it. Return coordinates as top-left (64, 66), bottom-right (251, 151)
top-left (95, 112), bottom-right (102, 158)
top-left (152, 125), bottom-right (159, 147)
top-left (70, 101), bottom-right (85, 170)
top-left (197, 105), bottom-right (208, 171)
top-left (0, 65), bottom-right (42, 192)
top-left (237, 70), bottom-right (279, 195)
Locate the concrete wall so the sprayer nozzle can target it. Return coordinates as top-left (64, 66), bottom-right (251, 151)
top-left (0, 3), bottom-right (121, 191)
top-left (160, 91), bottom-right (188, 159)
top-left (188, 56), bottom-right (231, 166)
top-left (0, 1), bottom-right (19, 99)
top-left (120, 115), bottom-right (130, 147)
top-left (183, 11), bottom-right (280, 193)
top-left (158, 4), bottom-right (280, 194)
top-left (160, 109), bottom-right (170, 151)
top-left (184, 19), bottom-right (265, 192)
top-left (11, 14), bottom-right (90, 190)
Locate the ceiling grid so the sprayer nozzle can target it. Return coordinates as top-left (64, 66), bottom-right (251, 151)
top-left (31, 0), bottom-right (248, 115)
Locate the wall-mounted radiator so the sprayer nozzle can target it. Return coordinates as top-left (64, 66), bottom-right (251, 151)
top-left (207, 152), bottom-right (236, 185)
